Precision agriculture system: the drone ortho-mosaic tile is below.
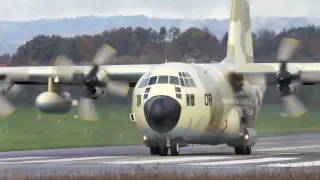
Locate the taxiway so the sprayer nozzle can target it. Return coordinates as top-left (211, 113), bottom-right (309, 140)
top-left (0, 132), bottom-right (320, 177)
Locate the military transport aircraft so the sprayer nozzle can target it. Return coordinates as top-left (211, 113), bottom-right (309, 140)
top-left (0, 0), bottom-right (319, 156)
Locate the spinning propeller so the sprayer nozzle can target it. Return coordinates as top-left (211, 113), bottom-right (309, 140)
top-left (275, 38), bottom-right (306, 117)
top-left (54, 44), bottom-right (130, 121)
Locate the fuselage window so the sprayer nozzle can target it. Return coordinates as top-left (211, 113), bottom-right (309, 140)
top-left (181, 72), bottom-right (187, 77)
top-left (148, 76), bottom-right (158, 85)
top-left (137, 95), bottom-right (141, 106)
top-left (190, 94), bottom-right (195, 106)
top-left (185, 72), bottom-right (191, 77)
top-left (157, 76), bottom-right (169, 84)
top-left (179, 78), bottom-right (185, 87)
top-left (145, 87), bottom-right (151, 93)
top-left (186, 94), bottom-right (195, 106)
top-left (178, 72), bottom-right (183, 77)
top-left (186, 94), bottom-right (190, 106)
top-left (169, 76), bottom-right (180, 85)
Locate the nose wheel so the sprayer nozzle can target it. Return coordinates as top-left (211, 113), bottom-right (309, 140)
top-left (149, 140), bottom-right (180, 156)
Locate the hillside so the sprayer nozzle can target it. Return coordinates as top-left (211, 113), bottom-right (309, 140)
top-left (0, 15), bottom-right (319, 54)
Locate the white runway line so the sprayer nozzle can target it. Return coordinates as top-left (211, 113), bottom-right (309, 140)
top-left (180, 157), bottom-right (299, 166)
top-left (0, 157), bottom-right (52, 161)
top-left (260, 160), bottom-right (320, 167)
top-left (0, 156), bottom-right (122, 164)
top-left (255, 145), bottom-right (320, 151)
top-left (101, 156), bottom-right (231, 165)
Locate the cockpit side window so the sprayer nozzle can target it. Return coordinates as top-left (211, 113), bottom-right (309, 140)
top-left (157, 76), bottom-right (169, 84)
top-left (189, 78), bottom-right (197, 87)
top-left (169, 76), bottom-right (180, 85)
top-left (148, 76), bottom-right (158, 85)
top-left (138, 73), bottom-right (151, 88)
top-left (184, 78), bottom-right (191, 87)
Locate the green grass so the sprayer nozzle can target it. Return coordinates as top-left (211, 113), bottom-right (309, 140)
top-left (255, 106), bottom-right (320, 136)
top-left (0, 105), bottom-right (319, 151)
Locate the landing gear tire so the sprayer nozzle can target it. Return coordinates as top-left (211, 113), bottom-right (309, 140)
top-left (149, 145), bottom-right (160, 155)
top-left (235, 146), bottom-right (251, 155)
top-left (158, 141), bottom-right (168, 156)
top-left (170, 142), bottom-right (180, 156)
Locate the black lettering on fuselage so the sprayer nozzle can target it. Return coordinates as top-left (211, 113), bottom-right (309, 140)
top-left (204, 93), bottom-right (212, 106)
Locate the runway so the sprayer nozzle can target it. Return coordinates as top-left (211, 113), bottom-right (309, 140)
top-left (1, 132), bottom-right (320, 177)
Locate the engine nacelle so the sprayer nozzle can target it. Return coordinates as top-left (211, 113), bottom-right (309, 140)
top-left (0, 78), bottom-right (14, 95)
top-left (277, 84), bottom-right (299, 96)
top-left (86, 87), bottom-right (105, 99)
top-left (35, 92), bottom-right (72, 114)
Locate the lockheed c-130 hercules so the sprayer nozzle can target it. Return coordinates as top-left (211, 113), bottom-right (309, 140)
top-left (0, 0), bottom-right (319, 156)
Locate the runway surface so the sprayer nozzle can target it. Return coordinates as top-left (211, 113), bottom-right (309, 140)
top-left (1, 132), bottom-right (320, 177)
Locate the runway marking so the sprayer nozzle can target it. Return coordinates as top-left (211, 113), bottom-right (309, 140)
top-left (0, 157), bottom-right (52, 161)
top-left (101, 156), bottom-right (231, 165)
top-left (276, 153), bottom-right (299, 155)
top-left (261, 160), bottom-right (320, 167)
top-left (0, 156), bottom-right (121, 164)
top-left (180, 157), bottom-right (299, 166)
top-left (255, 145), bottom-right (320, 151)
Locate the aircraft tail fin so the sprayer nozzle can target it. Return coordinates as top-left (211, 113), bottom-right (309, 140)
top-left (223, 0), bottom-right (254, 64)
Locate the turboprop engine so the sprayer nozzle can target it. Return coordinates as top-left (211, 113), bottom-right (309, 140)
top-left (35, 92), bottom-right (72, 114)
top-left (86, 87), bottom-right (105, 99)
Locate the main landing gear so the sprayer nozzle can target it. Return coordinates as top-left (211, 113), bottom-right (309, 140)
top-left (234, 146), bottom-right (251, 155)
top-left (148, 139), bottom-right (180, 156)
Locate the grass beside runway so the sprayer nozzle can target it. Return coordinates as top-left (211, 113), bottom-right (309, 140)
top-left (0, 105), bottom-right (319, 151)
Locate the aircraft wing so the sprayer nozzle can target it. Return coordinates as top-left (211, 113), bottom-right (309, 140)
top-left (0, 64), bottom-right (154, 86)
top-left (231, 63), bottom-right (320, 85)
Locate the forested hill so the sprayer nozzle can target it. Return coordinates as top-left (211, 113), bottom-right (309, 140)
top-left (3, 25), bottom-right (320, 66)
top-left (0, 15), bottom-right (319, 54)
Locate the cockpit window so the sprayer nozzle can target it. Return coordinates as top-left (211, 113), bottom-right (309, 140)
top-left (148, 76), bottom-right (158, 85)
top-left (179, 77), bottom-right (185, 87)
top-left (169, 76), bottom-right (180, 85)
top-left (157, 76), bottom-right (169, 84)
top-left (184, 78), bottom-right (191, 87)
top-left (178, 72), bottom-right (197, 88)
top-left (189, 79), bottom-right (197, 87)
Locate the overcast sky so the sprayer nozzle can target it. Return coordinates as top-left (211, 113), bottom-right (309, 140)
top-left (0, 0), bottom-right (317, 21)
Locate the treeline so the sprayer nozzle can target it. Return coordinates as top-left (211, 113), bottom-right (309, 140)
top-left (2, 25), bottom-right (320, 66)
top-left (3, 25), bottom-right (320, 108)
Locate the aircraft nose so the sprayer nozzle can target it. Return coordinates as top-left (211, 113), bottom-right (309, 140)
top-left (144, 95), bottom-right (181, 134)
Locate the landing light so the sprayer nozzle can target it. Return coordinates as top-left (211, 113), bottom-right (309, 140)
top-left (143, 135), bottom-right (147, 141)
top-left (244, 134), bottom-right (249, 140)
top-left (54, 76), bottom-right (59, 83)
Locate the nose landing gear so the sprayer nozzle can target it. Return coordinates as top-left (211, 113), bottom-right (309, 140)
top-left (146, 138), bottom-right (180, 156)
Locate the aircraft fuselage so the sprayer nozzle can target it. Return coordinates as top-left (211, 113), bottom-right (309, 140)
top-left (130, 62), bottom-right (262, 148)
